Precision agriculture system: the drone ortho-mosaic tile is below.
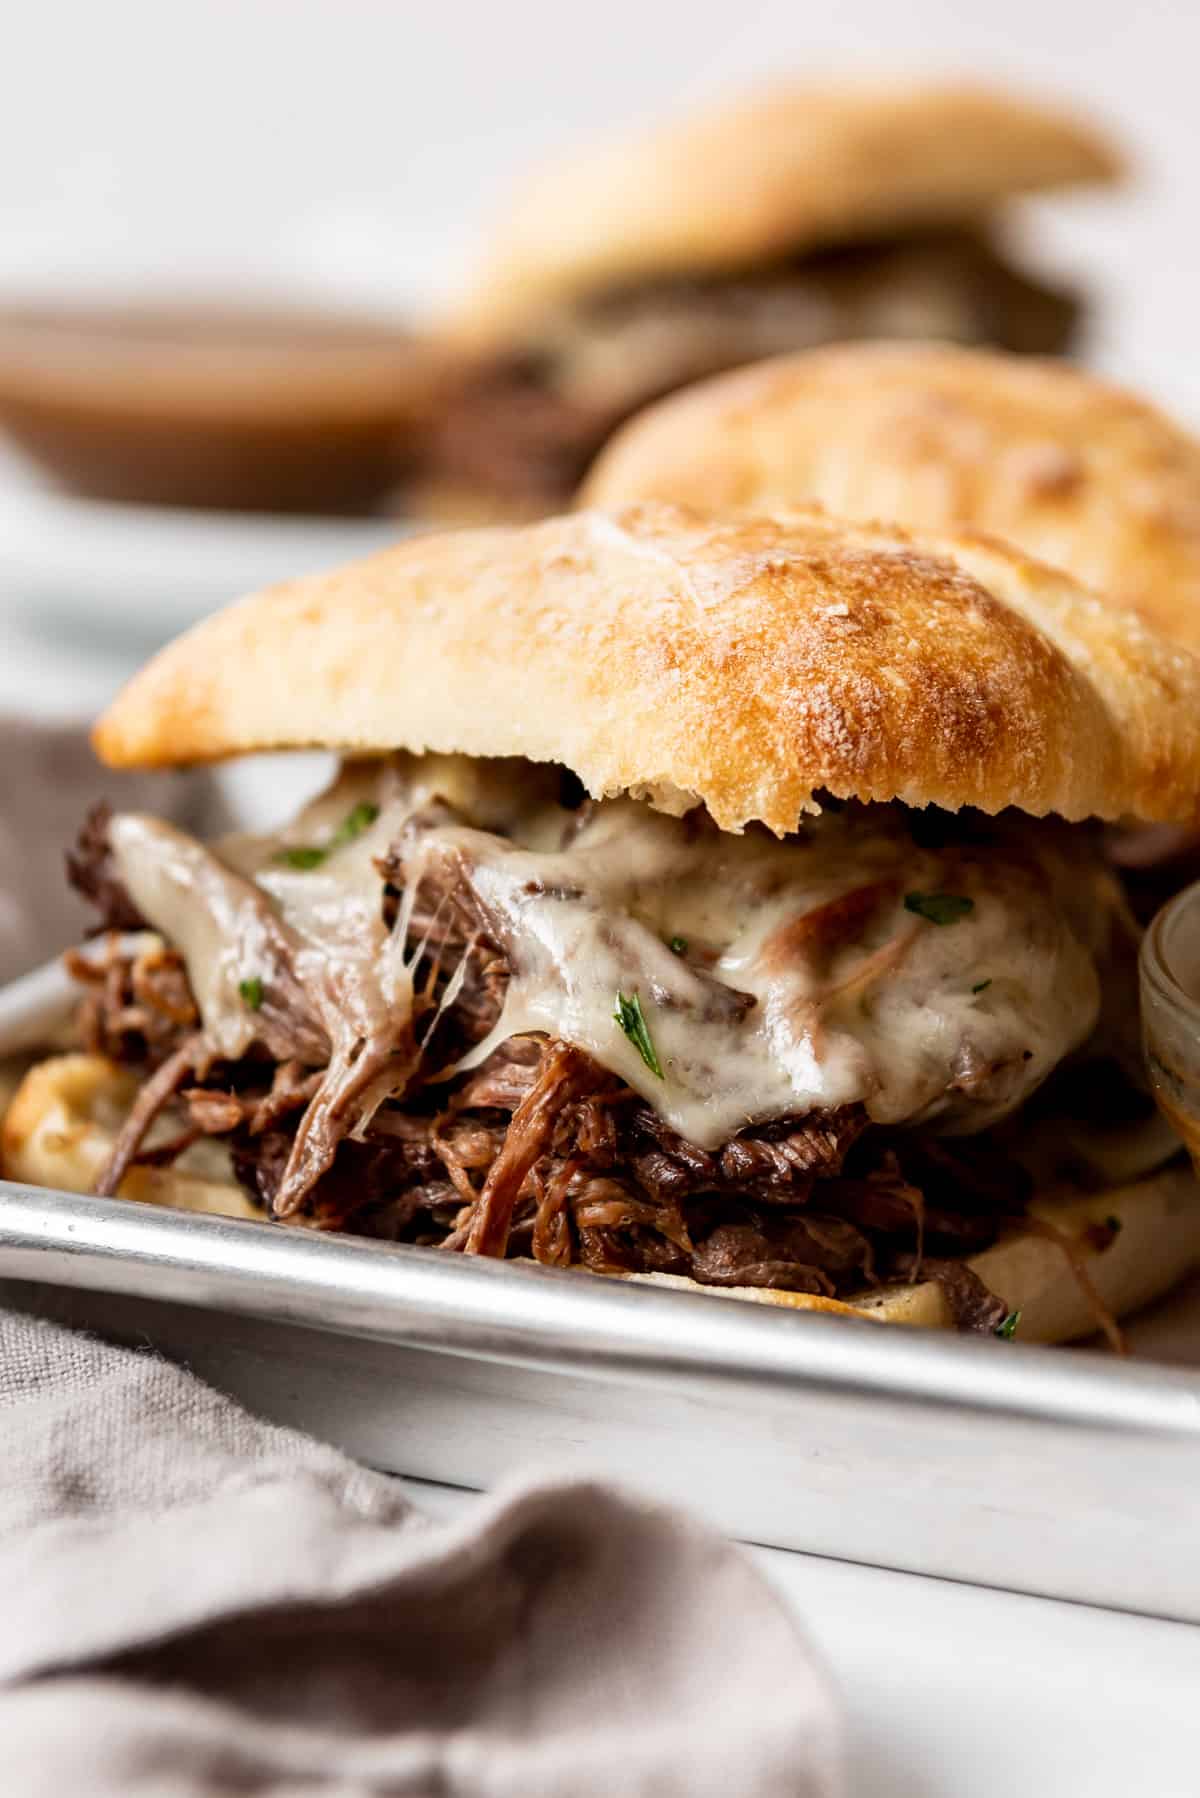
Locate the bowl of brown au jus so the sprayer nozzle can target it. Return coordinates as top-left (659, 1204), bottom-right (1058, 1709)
top-left (0, 298), bottom-right (449, 515)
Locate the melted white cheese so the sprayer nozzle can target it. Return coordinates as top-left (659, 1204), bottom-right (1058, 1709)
top-left (112, 765), bottom-right (423, 1212)
top-left (109, 755), bottom-right (1108, 1155)
top-left (109, 814), bottom-right (288, 1062)
top-left (413, 796), bottom-right (1104, 1146)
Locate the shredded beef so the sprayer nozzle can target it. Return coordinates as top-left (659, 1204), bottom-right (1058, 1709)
top-left (66, 803), bottom-right (146, 933)
top-left (451, 1038), bottom-right (544, 1109)
top-left (688, 1215), bottom-right (873, 1294)
top-left (829, 1179), bottom-right (986, 1257)
top-left (120, 1000), bottom-right (1021, 1328)
top-left (94, 1033), bottom-right (210, 1196)
top-left (717, 1108), bottom-right (868, 1191)
top-left (890, 1256), bottom-right (1011, 1334)
top-left (76, 935), bottom-right (1024, 1327)
top-left (378, 825), bottom-right (509, 1063)
top-left (181, 1060), bottom-right (321, 1138)
top-left (573, 1188), bottom-right (692, 1279)
top-left (70, 815), bottom-right (1033, 1332)
top-left (882, 1135), bottom-right (1033, 1217)
top-left (465, 1041), bottom-right (598, 1256)
top-left (67, 935), bottom-right (198, 1064)
top-left (230, 1123), bottom-right (442, 1234)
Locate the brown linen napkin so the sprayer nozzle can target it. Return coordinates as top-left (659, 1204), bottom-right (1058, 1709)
top-left (0, 1308), bottom-right (842, 1797)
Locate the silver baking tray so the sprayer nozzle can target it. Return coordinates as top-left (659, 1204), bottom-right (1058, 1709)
top-left (3, 1180), bottom-right (1200, 1623)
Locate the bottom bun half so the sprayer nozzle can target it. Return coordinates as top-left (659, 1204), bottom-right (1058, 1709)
top-left (5, 1052), bottom-right (1200, 1343)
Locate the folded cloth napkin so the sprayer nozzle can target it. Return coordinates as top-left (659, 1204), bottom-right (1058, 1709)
top-left (0, 1308), bottom-right (842, 1797)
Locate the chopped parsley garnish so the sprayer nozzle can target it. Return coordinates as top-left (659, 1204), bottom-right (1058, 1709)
top-left (904, 891), bottom-right (975, 927)
top-left (277, 845), bottom-right (327, 870)
top-left (971, 979), bottom-right (992, 995)
top-left (995, 1309), bottom-right (1022, 1340)
top-left (275, 801), bottom-right (381, 871)
top-left (336, 801), bottom-right (380, 844)
top-left (1106, 1215), bottom-right (1122, 1236)
top-left (238, 975), bottom-right (264, 1011)
top-left (613, 990), bottom-right (664, 1078)
top-left (669, 935), bottom-right (688, 956)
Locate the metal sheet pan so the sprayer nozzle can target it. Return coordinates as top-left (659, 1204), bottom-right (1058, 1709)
top-left (3, 1178), bottom-right (1200, 1623)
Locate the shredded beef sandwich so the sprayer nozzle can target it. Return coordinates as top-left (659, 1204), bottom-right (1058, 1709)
top-left (416, 81), bottom-right (1121, 518)
top-left (6, 504), bottom-right (1200, 1344)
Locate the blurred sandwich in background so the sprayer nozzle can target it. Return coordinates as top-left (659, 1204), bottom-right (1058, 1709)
top-left (414, 80), bottom-right (1122, 522)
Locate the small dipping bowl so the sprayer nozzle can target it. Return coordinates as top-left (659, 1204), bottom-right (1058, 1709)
top-left (0, 298), bottom-right (450, 515)
top-left (1140, 879), bottom-right (1200, 1170)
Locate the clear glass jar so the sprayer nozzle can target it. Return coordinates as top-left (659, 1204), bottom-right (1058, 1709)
top-left (1141, 881), bottom-right (1200, 1170)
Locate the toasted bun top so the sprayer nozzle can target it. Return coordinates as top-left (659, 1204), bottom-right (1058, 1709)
top-left (93, 503), bottom-right (1200, 832)
top-left (583, 344), bottom-right (1200, 650)
top-left (451, 81), bottom-right (1121, 345)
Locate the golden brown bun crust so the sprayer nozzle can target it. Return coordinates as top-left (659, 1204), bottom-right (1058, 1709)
top-left (7, 1055), bottom-right (1196, 1345)
top-left (583, 344), bottom-right (1200, 649)
top-left (94, 502), bottom-right (1200, 831)
top-left (453, 82), bottom-right (1121, 344)
top-left (401, 476), bottom-right (551, 530)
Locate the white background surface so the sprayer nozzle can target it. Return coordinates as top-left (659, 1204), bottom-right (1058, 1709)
top-left (4, 0), bottom-right (1200, 691)
top-left (2, 0), bottom-right (1199, 420)
top-left (3, 3), bottom-right (1200, 1790)
top-left (412, 1477), bottom-right (1200, 1797)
